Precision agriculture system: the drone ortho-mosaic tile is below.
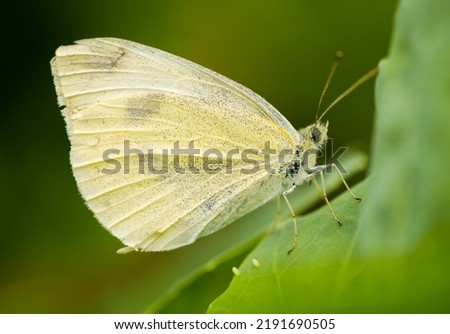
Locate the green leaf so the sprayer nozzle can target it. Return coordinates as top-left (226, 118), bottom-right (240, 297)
top-left (358, 0), bottom-right (450, 257)
top-left (208, 180), bottom-right (368, 313)
top-left (350, 0), bottom-right (450, 311)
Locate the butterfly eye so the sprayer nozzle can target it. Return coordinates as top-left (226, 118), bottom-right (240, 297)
top-left (311, 127), bottom-right (321, 142)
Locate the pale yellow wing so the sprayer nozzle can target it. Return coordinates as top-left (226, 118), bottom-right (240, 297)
top-left (51, 37), bottom-right (299, 251)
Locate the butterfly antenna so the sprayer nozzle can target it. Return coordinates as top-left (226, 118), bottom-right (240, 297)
top-left (315, 51), bottom-right (344, 122)
top-left (317, 66), bottom-right (379, 123)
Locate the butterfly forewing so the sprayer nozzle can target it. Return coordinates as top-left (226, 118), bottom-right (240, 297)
top-left (51, 38), bottom-right (299, 251)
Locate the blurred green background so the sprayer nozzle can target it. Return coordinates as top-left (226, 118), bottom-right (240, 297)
top-left (0, 0), bottom-right (397, 313)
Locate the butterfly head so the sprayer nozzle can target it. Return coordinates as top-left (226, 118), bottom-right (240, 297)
top-left (299, 121), bottom-right (329, 151)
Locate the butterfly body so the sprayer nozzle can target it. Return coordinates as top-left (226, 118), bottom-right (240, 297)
top-left (51, 38), bottom-right (331, 252)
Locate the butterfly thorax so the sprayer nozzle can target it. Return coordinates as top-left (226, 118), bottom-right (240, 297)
top-left (281, 121), bottom-right (329, 189)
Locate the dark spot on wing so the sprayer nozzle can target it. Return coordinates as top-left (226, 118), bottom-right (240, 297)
top-left (109, 47), bottom-right (126, 69)
top-left (203, 201), bottom-right (214, 212)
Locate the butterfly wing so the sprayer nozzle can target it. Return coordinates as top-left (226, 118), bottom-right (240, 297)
top-left (51, 38), bottom-right (299, 251)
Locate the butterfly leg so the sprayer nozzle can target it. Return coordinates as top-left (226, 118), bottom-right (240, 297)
top-left (314, 170), bottom-right (342, 226)
top-left (282, 189), bottom-right (298, 255)
top-left (268, 195), bottom-right (282, 235)
top-left (331, 163), bottom-right (362, 201)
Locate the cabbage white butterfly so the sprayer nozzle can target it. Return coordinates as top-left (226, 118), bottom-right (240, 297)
top-left (51, 38), bottom-right (376, 254)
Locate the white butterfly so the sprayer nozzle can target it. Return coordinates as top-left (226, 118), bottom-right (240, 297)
top-left (51, 38), bottom-right (374, 253)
